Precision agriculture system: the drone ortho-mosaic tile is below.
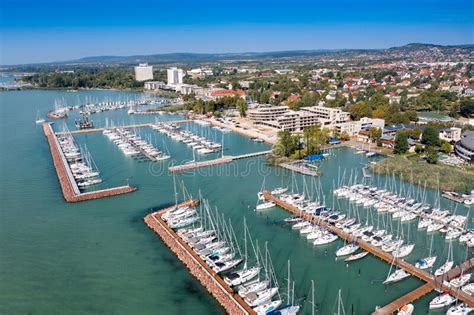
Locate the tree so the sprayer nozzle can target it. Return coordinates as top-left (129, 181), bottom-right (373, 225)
top-left (192, 99), bottom-right (205, 114)
top-left (405, 111), bottom-right (418, 122)
top-left (348, 101), bottom-right (372, 120)
top-left (236, 98), bottom-right (248, 117)
top-left (426, 146), bottom-right (438, 164)
top-left (302, 125), bottom-right (329, 155)
top-left (275, 130), bottom-right (296, 157)
top-left (259, 90), bottom-right (271, 104)
top-left (340, 131), bottom-right (350, 141)
top-left (459, 98), bottom-right (474, 117)
top-left (440, 141), bottom-right (452, 154)
top-left (367, 92), bottom-right (389, 109)
top-left (301, 92), bottom-right (315, 107)
top-left (368, 127), bottom-right (382, 143)
top-left (415, 144), bottom-right (424, 154)
top-left (393, 132), bottom-right (409, 154)
top-left (421, 125), bottom-right (440, 147)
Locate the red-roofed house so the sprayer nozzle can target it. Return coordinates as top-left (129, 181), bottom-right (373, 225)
top-left (287, 94), bottom-right (300, 103)
top-left (209, 89), bottom-right (246, 99)
top-left (420, 68), bottom-right (430, 76)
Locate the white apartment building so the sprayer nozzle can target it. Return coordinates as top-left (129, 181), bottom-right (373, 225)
top-left (167, 67), bottom-right (184, 85)
top-left (248, 104), bottom-right (353, 133)
top-left (301, 104), bottom-right (350, 127)
top-left (247, 105), bottom-right (290, 122)
top-left (144, 81), bottom-right (166, 90)
top-left (258, 110), bottom-right (320, 132)
top-left (177, 84), bottom-right (208, 96)
top-left (134, 63), bottom-right (153, 81)
top-left (247, 104), bottom-right (377, 134)
top-left (335, 117), bottom-right (385, 136)
top-left (439, 127), bottom-right (462, 143)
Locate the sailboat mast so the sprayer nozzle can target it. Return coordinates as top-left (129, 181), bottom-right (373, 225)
top-left (243, 217), bottom-right (247, 269)
top-left (287, 260), bottom-right (291, 305)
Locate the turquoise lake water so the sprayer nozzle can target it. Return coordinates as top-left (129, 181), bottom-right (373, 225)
top-left (0, 89), bottom-right (472, 314)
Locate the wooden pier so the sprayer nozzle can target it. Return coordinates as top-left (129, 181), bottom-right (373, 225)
top-left (43, 123), bottom-right (137, 202)
top-left (374, 258), bottom-right (474, 314)
top-left (56, 120), bottom-right (191, 135)
top-left (168, 150), bottom-right (272, 173)
top-left (262, 191), bottom-right (474, 313)
top-left (144, 200), bottom-right (255, 315)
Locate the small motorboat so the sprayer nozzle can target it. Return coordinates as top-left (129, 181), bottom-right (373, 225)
top-left (397, 304), bottom-right (414, 315)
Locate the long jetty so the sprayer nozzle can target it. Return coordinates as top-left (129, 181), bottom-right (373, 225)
top-left (168, 150), bottom-right (272, 173)
top-left (144, 200), bottom-right (255, 315)
top-left (43, 123), bottom-right (136, 202)
top-left (57, 120), bottom-right (191, 135)
top-left (262, 191), bottom-right (474, 314)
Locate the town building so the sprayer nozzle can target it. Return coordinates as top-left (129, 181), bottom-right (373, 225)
top-left (145, 81), bottom-right (165, 90)
top-left (454, 131), bottom-right (474, 164)
top-left (208, 89), bottom-right (245, 99)
top-left (301, 104), bottom-right (350, 127)
top-left (178, 84), bottom-right (208, 96)
top-left (439, 127), bottom-right (462, 143)
top-left (335, 117), bottom-right (385, 136)
top-left (256, 110), bottom-right (320, 132)
top-left (247, 105), bottom-right (290, 122)
top-left (134, 63), bottom-right (153, 81)
top-left (167, 67), bottom-right (184, 85)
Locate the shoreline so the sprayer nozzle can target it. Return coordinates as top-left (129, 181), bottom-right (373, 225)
top-left (370, 155), bottom-right (474, 194)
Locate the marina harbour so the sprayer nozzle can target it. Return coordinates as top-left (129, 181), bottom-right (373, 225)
top-left (1, 89), bottom-right (473, 314)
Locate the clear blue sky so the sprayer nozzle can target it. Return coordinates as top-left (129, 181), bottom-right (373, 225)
top-left (0, 0), bottom-right (473, 65)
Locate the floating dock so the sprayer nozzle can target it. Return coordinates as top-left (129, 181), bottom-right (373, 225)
top-left (144, 200), bottom-right (255, 315)
top-left (278, 162), bottom-right (320, 177)
top-left (43, 123), bottom-right (136, 202)
top-left (262, 191), bottom-right (474, 313)
top-left (168, 150), bottom-right (272, 173)
top-left (442, 191), bottom-right (470, 204)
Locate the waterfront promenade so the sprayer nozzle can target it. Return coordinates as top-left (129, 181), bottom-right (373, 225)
top-left (144, 200), bottom-right (255, 315)
top-left (43, 123), bottom-right (136, 202)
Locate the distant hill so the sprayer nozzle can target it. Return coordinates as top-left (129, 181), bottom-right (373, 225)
top-left (67, 50), bottom-right (343, 65)
top-left (388, 43), bottom-right (474, 51)
top-left (5, 43), bottom-right (473, 67)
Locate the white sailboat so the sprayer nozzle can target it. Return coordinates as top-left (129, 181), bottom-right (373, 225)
top-left (383, 257), bottom-right (410, 284)
top-left (434, 240), bottom-right (454, 276)
top-left (224, 218), bottom-right (260, 287)
top-left (344, 251), bottom-right (368, 262)
top-left (415, 233), bottom-right (436, 270)
top-left (35, 110), bottom-right (45, 124)
top-left (429, 293), bottom-right (456, 309)
top-left (383, 268), bottom-right (410, 284)
top-left (446, 303), bottom-right (473, 315)
top-left (336, 243), bottom-right (359, 257)
top-left (449, 273), bottom-right (471, 288)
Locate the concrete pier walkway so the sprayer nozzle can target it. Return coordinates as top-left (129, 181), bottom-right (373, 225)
top-left (144, 200), bottom-right (255, 315)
